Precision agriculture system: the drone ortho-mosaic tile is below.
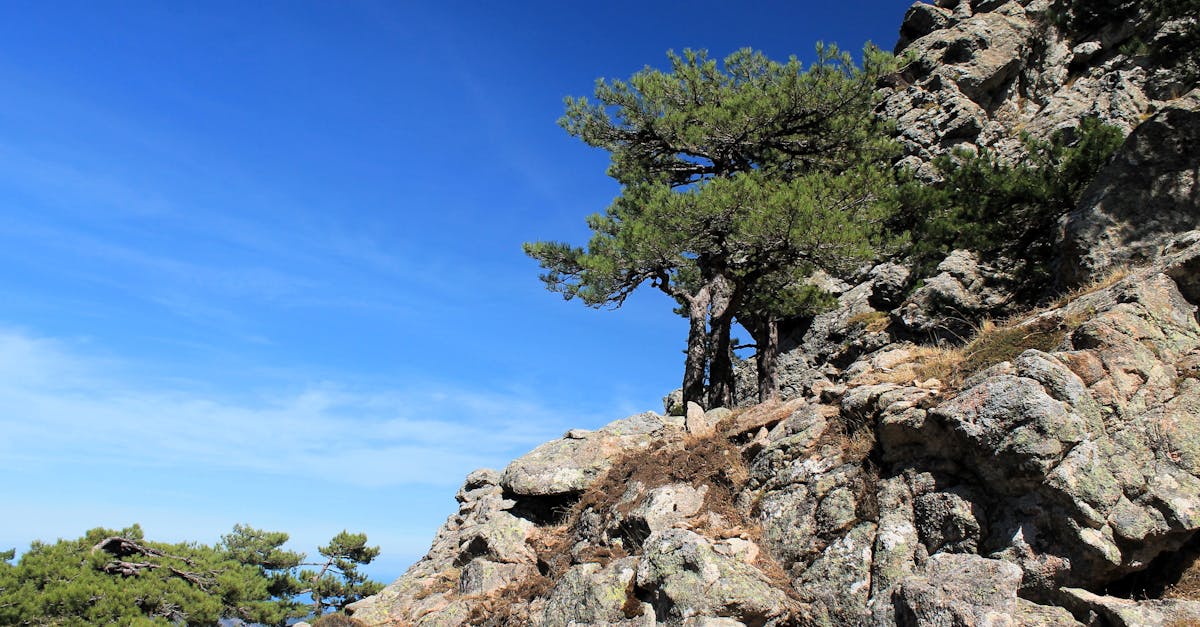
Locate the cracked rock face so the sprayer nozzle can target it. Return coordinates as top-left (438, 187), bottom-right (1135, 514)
top-left (636, 529), bottom-right (787, 625)
top-left (880, 0), bottom-right (1192, 171)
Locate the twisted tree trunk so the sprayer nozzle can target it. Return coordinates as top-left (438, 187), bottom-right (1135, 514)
top-left (756, 318), bottom-right (780, 403)
top-left (707, 275), bottom-right (737, 409)
top-left (681, 286), bottom-right (712, 406)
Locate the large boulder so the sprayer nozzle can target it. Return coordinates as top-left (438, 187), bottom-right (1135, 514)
top-left (500, 411), bottom-right (670, 498)
top-left (541, 558), bottom-right (644, 626)
top-left (898, 261), bottom-right (1200, 591)
top-left (635, 529), bottom-right (789, 625)
top-left (894, 250), bottom-right (1011, 340)
top-left (894, 553), bottom-right (1024, 626)
top-left (896, 553), bottom-right (1085, 626)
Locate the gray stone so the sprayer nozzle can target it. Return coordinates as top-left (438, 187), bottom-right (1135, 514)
top-left (682, 618), bottom-right (747, 627)
top-left (794, 522), bottom-right (877, 625)
top-left (895, 553), bottom-right (1023, 626)
top-left (685, 401), bottom-right (714, 437)
top-left (1060, 587), bottom-right (1200, 627)
top-left (1071, 40), bottom-right (1103, 64)
top-left (868, 262), bottom-right (913, 311)
top-left (542, 558), bottom-right (640, 626)
top-left (455, 510), bottom-right (536, 565)
top-left (458, 557), bottom-right (536, 595)
top-left (636, 529), bottom-right (787, 625)
top-left (914, 490), bottom-right (983, 554)
top-left (705, 406), bottom-right (733, 425)
top-left (1015, 598), bottom-right (1086, 627)
top-left (664, 388), bottom-right (685, 416)
top-left (897, 2), bottom-right (955, 52)
top-left (932, 373), bottom-right (1089, 481)
top-left (625, 483), bottom-right (709, 534)
top-left (800, 275), bottom-right (894, 372)
top-left (896, 250), bottom-right (1011, 340)
top-left (501, 412), bottom-right (665, 496)
top-left (456, 468), bottom-right (503, 503)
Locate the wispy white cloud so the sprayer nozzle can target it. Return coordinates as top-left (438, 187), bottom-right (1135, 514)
top-left (0, 328), bottom-right (584, 489)
top-left (0, 143), bottom-right (177, 219)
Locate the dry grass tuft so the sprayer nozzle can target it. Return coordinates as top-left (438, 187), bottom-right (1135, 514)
top-left (1053, 265), bottom-right (1130, 308)
top-left (463, 574), bottom-right (554, 626)
top-left (810, 403), bottom-right (878, 461)
top-left (852, 308), bottom-right (1090, 393)
top-left (956, 312), bottom-right (1086, 378)
top-left (847, 310), bottom-right (891, 333)
top-left (411, 568), bottom-right (459, 600)
top-left (1164, 557), bottom-right (1200, 601)
top-left (310, 613), bottom-right (369, 627)
top-left (848, 266), bottom-right (1125, 393)
top-left (912, 346), bottom-right (966, 384)
top-left (959, 320), bottom-right (1052, 374)
top-left (856, 345), bottom-right (963, 388)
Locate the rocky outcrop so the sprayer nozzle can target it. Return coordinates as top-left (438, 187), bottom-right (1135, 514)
top-left (347, 412), bottom-right (681, 625)
top-left (881, 0), bottom-right (1199, 176)
top-left (351, 236), bottom-right (1200, 626)
top-left (500, 411), bottom-right (666, 500)
top-left (1060, 89), bottom-right (1200, 286)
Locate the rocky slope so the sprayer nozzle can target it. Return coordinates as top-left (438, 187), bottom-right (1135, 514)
top-left (348, 1), bottom-right (1200, 625)
top-left (349, 235), bottom-right (1200, 625)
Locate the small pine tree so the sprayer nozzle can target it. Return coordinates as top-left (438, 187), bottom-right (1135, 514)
top-left (301, 531), bottom-right (383, 617)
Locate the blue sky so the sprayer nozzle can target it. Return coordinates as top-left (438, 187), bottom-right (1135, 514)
top-left (0, 1), bottom-right (911, 582)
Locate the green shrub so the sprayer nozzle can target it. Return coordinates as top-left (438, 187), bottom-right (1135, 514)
top-left (893, 117), bottom-right (1124, 298)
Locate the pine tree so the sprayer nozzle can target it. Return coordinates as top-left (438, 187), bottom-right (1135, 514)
top-left (0, 525), bottom-right (283, 625)
top-left (895, 117), bottom-right (1124, 296)
top-left (220, 524), bottom-right (309, 622)
top-left (0, 524), bottom-right (384, 625)
top-left (301, 531), bottom-right (383, 616)
top-left (525, 45), bottom-right (900, 406)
